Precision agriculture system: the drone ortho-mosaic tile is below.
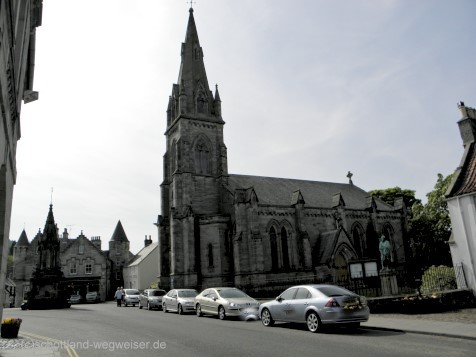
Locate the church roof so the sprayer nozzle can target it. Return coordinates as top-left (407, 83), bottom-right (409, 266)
top-left (110, 220), bottom-right (129, 242)
top-left (227, 174), bottom-right (394, 210)
top-left (17, 230), bottom-right (30, 246)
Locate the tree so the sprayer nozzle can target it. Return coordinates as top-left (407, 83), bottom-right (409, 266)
top-left (369, 174), bottom-right (453, 270)
top-left (410, 173), bottom-right (453, 269)
top-left (368, 187), bottom-right (421, 210)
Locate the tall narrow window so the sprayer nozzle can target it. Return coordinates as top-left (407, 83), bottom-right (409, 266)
top-left (194, 140), bottom-right (210, 174)
top-left (170, 142), bottom-right (177, 174)
top-left (208, 243), bottom-right (214, 267)
top-left (281, 227), bottom-right (290, 269)
top-left (269, 227), bottom-right (279, 271)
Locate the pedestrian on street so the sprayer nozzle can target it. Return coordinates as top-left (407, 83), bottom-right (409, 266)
top-left (114, 287), bottom-right (122, 307)
top-left (120, 287), bottom-right (125, 306)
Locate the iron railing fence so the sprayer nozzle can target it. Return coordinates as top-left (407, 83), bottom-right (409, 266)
top-left (237, 265), bottom-right (467, 298)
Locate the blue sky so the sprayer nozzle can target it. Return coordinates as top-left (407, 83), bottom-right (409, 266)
top-left (11, 0), bottom-right (476, 254)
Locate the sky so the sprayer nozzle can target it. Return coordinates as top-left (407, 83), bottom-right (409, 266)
top-left (11, 0), bottom-right (476, 254)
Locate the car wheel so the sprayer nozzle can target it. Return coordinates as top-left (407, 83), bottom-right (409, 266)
top-left (132, 304), bottom-right (136, 307)
top-left (147, 302), bottom-right (151, 310)
top-left (261, 308), bottom-right (274, 327)
top-left (306, 311), bottom-right (321, 333)
top-left (178, 304), bottom-right (183, 315)
top-left (196, 304), bottom-right (202, 317)
top-left (163, 303), bottom-right (167, 313)
top-left (218, 306), bottom-right (226, 320)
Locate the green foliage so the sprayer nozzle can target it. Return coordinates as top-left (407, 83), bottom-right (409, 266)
top-left (369, 187), bottom-right (421, 209)
top-left (149, 281), bottom-right (158, 289)
top-left (370, 174), bottom-right (454, 270)
top-left (410, 173), bottom-right (453, 268)
top-left (420, 265), bottom-right (457, 294)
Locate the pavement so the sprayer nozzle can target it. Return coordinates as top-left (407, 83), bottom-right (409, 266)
top-left (0, 309), bottom-right (475, 356)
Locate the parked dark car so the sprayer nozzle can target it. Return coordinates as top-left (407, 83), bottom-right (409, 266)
top-left (139, 289), bottom-right (166, 310)
top-left (162, 289), bottom-right (198, 314)
top-left (259, 284), bottom-right (370, 333)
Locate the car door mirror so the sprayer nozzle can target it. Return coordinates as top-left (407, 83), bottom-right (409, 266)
top-left (276, 296), bottom-right (283, 302)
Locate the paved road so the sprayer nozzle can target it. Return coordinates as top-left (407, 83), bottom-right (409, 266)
top-left (3, 303), bottom-right (476, 357)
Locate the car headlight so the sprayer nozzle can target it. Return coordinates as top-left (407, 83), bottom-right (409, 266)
top-left (229, 302), bottom-right (240, 308)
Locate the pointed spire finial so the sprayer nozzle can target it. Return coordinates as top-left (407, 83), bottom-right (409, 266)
top-left (50, 187), bottom-right (53, 205)
top-left (187, 0), bottom-right (196, 10)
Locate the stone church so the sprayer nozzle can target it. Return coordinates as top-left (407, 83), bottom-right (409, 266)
top-left (156, 8), bottom-right (410, 293)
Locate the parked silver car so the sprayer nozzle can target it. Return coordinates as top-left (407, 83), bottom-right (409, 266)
top-left (162, 289), bottom-right (198, 314)
top-left (139, 289), bottom-right (166, 310)
top-left (123, 289), bottom-right (140, 307)
top-left (259, 284), bottom-right (370, 333)
top-left (195, 287), bottom-right (259, 320)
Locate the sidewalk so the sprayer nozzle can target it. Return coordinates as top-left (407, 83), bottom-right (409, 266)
top-left (362, 309), bottom-right (476, 340)
top-left (0, 332), bottom-right (69, 357)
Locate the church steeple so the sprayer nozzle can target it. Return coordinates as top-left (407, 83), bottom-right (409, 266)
top-left (169, 8), bottom-right (222, 122)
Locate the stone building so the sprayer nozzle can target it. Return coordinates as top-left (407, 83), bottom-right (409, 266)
top-left (13, 206), bottom-right (134, 306)
top-left (0, 0), bottom-right (42, 319)
top-left (446, 102), bottom-right (476, 295)
top-left (156, 8), bottom-right (410, 293)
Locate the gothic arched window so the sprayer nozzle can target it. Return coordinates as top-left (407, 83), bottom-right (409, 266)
top-left (351, 223), bottom-right (365, 257)
top-left (208, 243), bottom-right (214, 267)
top-left (281, 227), bottom-right (290, 269)
top-left (170, 141), bottom-right (177, 175)
top-left (194, 139), bottom-right (210, 174)
top-left (269, 227), bottom-right (279, 271)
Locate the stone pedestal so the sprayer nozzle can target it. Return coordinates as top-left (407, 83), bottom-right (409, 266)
top-left (380, 269), bottom-right (399, 296)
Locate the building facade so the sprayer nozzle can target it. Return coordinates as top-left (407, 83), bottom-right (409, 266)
top-left (0, 0), bottom-right (42, 318)
top-left (156, 9), bottom-right (410, 292)
top-left (13, 207), bottom-right (134, 306)
top-left (123, 236), bottom-right (158, 290)
top-left (446, 102), bottom-right (476, 295)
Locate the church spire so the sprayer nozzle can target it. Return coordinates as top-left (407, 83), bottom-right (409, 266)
top-left (171, 7), bottom-right (220, 120)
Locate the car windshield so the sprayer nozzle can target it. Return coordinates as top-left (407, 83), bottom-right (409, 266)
top-left (313, 286), bottom-right (354, 297)
top-left (125, 289), bottom-right (139, 295)
top-left (150, 290), bottom-right (166, 297)
top-left (86, 292), bottom-right (96, 296)
top-left (178, 290), bottom-right (197, 298)
top-left (218, 289), bottom-right (248, 299)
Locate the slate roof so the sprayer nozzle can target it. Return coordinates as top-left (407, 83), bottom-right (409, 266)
top-left (447, 143), bottom-right (476, 197)
top-left (127, 242), bottom-right (158, 267)
top-left (110, 220), bottom-right (129, 242)
top-left (17, 230), bottom-right (30, 246)
top-left (227, 174), bottom-right (394, 211)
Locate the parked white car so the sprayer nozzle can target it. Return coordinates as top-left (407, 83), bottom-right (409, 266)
top-left (162, 289), bottom-right (198, 314)
top-left (123, 289), bottom-right (140, 307)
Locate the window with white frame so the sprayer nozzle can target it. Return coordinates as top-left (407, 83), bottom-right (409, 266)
top-left (70, 261), bottom-right (77, 275)
top-left (85, 262), bottom-right (92, 275)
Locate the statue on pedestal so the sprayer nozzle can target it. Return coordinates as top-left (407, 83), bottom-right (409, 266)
top-left (379, 234), bottom-right (393, 270)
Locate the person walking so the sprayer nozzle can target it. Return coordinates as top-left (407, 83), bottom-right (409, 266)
top-left (114, 287), bottom-right (122, 307)
top-left (120, 287), bottom-right (125, 306)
